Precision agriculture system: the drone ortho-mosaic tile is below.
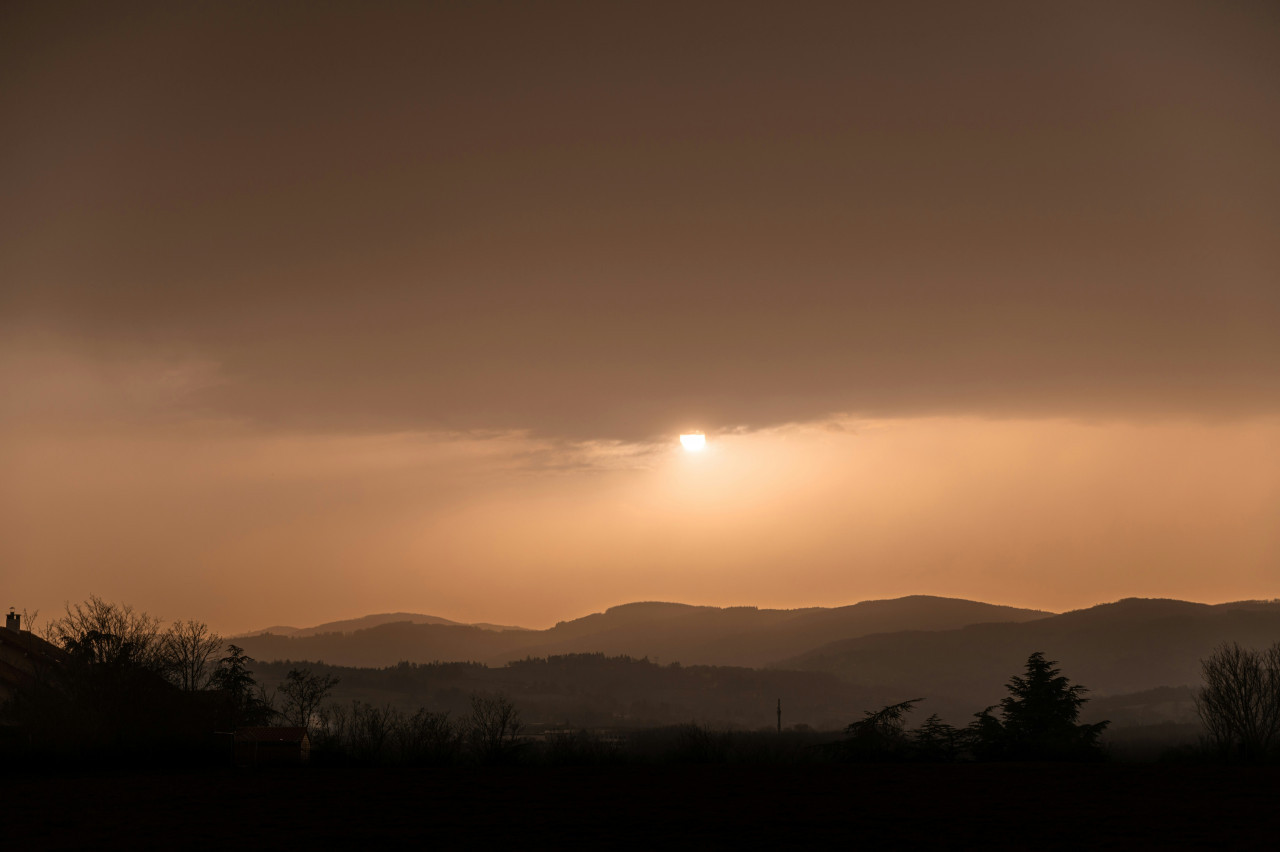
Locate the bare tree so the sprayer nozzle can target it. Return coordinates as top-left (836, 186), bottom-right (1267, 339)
top-left (466, 694), bottom-right (523, 762)
top-left (1197, 641), bottom-right (1280, 762)
top-left (327, 701), bottom-right (397, 762)
top-left (49, 596), bottom-right (165, 671)
top-left (162, 619), bottom-right (223, 691)
top-left (279, 668), bottom-right (339, 729)
top-left (396, 708), bottom-right (459, 765)
top-left (19, 607), bottom-right (40, 637)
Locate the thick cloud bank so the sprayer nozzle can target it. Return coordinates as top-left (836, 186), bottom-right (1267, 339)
top-left (3, 1), bottom-right (1277, 441)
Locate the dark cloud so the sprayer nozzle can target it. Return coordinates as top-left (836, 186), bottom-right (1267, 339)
top-left (3, 0), bottom-right (1277, 440)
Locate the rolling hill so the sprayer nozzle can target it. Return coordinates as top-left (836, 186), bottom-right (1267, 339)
top-left (209, 594), bottom-right (1280, 744)
top-left (235, 595), bottom-right (1051, 669)
top-left (239, 612), bottom-right (528, 638)
top-left (780, 597), bottom-right (1280, 722)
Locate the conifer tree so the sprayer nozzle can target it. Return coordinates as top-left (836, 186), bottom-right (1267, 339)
top-left (210, 645), bottom-right (272, 726)
top-left (986, 651), bottom-right (1108, 760)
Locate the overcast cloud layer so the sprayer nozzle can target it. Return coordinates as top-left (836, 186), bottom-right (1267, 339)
top-left (3, 2), bottom-right (1278, 629)
top-left (4, 1), bottom-right (1277, 441)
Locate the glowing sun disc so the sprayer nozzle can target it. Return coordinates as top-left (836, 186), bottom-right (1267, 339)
top-left (680, 433), bottom-right (706, 452)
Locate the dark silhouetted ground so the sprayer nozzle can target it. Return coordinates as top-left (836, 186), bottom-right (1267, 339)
top-left (6, 763), bottom-right (1280, 849)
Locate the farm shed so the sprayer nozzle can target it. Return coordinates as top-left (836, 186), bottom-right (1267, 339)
top-left (234, 727), bottom-right (311, 766)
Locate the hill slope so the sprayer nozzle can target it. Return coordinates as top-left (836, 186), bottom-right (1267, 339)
top-left (781, 598), bottom-right (1280, 721)
top-left (235, 596), bottom-right (1051, 669)
top-left (239, 612), bottom-right (527, 638)
top-left (507, 596), bottom-right (1051, 667)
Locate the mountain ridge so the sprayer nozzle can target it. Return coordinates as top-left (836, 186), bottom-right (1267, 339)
top-left (235, 595), bottom-right (1053, 669)
top-left (236, 611), bottom-right (530, 638)
top-left (778, 597), bottom-right (1280, 721)
top-left (229, 595), bottom-right (1280, 732)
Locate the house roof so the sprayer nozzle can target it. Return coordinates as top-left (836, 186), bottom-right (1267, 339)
top-left (235, 726), bottom-right (309, 743)
top-left (0, 628), bottom-right (71, 665)
top-left (0, 629), bottom-right (70, 701)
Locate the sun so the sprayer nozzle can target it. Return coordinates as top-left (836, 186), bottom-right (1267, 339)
top-left (679, 433), bottom-right (706, 452)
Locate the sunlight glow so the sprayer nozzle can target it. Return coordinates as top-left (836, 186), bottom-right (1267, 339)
top-left (680, 433), bottom-right (706, 452)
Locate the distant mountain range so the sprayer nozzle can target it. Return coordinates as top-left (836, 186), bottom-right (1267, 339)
top-left (240, 612), bottom-right (528, 639)
top-left (235, 596), bottom-right (1050, 669)
top-left (235, 596), bottom-right (1280, 731)
top-left (784, 597), bottom-right (1280, 722)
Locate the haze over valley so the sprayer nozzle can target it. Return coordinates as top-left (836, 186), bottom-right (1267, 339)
top-left (228, 594), bottom-right (1278, 743)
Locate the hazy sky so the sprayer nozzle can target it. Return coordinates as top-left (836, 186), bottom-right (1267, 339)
top-left (3, 1), bottom-right (1277, 633)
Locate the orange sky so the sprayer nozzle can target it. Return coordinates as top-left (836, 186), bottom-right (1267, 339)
top-left (2, 1), bottom-right (1277, 633)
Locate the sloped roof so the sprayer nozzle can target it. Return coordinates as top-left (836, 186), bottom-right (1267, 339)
top-left (0, 629), bottom-right (70, 700)
top-left (0, 628), bottom-right (70, 664)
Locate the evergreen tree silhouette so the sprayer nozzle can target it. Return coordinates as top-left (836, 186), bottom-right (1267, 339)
top-left (992, 651), bottom-right (1108, 761)
top-left (211, 645), bottom-right (272, 727)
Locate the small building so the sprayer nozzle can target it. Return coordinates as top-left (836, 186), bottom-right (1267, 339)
top-left (233, 726), bottom-right (311, 767)
top-left (0, 615), bottom-right (69, 707)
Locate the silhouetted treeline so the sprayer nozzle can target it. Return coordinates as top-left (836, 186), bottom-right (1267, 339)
top-left (7, 597), bottom-right (1280, 768)
top-left (296, 652), bottom-right (1108, 767)
top-left (1, 599), bottom-right (258, 764)
top-left (252, 653), bottom-right (875, 730)
top-left (837, 653), bottom-right (1108, 763)
top-left (304, 703), bottom-right (841, 767)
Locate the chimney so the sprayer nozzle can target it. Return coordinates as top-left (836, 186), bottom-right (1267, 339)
top-left (5, 608), bottom-right (19, 632)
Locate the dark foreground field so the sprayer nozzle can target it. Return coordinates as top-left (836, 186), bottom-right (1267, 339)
top-left (6, 763), bottom-right (1280, 849)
